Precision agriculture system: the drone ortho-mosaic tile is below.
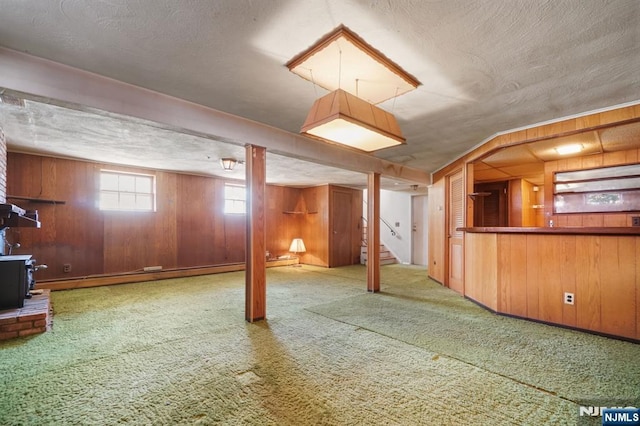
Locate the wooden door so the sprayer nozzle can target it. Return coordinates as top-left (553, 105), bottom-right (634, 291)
top-left (447, 170), bottom-right (465, 294)
top-left (330, 189), bottom-right (353, 267)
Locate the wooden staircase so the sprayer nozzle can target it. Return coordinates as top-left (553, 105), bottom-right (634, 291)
top-left (360, 225), bottom-right (398, 265)
top-left (360, 244), bottom-right (398, 265)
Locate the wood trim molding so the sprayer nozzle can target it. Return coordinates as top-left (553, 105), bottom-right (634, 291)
top-left (37, 259), bottom-right (299, 291)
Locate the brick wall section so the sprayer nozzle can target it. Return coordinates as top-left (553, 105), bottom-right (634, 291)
top-left (0, 126), bottom-right (6, 203)
top-left (0, 124), bottom-right (52, 340)
top-left (0, 126), bottom-right (5, 254)
top-left (0, 290), bottom-right (52, 340)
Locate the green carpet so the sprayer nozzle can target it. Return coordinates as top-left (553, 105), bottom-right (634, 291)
top-left (0, 265), bottom-right (637, 425)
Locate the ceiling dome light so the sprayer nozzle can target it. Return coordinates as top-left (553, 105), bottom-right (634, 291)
top-left (555, 144), bottom-right (583, 155)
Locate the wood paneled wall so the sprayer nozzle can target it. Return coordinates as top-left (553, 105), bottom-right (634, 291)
top-left (545, 147), bottom-right (640, 227)
top-left (8, 155), bottom-right (105, 278)
top-left (300, 185), bottom-right (329, 267)
top-left (500, 233), bottom-right (638, 340)
top-left (464, 233), bottom-right (497, 310)
top-left (508, 179), bottom-right (538, 227)
top-left (7, 153), bottom-right (250, 279)
top-left (7, 153), bottom-right (362, 280)
top-left (466, 232), bottom-right (639, 340)
top-left (266, 185), bottom-right (304, 258)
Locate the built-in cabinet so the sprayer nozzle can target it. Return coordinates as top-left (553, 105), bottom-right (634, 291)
top-left (545, 150), bottom-right (640, 227)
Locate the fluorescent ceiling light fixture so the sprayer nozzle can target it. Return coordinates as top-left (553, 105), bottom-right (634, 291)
top-left (286, 25), bottom-right (420, 104)
top-left (555, 144), bottom-right (583, 155)
top-left (301, 89), bottom-right (405, 152)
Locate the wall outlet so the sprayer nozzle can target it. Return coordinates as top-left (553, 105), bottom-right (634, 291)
top-left (632, 216), bottom-right (640, 227)
top-left (564, 292), bottom-right (574, 305)
top-left (63, 263), bottom-right (71, 273)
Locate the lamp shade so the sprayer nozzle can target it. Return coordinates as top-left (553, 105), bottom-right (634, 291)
top-left (289, 238), bottom-right (306, 254)
top-left (301, 89), bottom-right (405, 152)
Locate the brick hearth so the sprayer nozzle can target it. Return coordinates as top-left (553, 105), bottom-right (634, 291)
top-left (0, 290), bottom-right (52, 340)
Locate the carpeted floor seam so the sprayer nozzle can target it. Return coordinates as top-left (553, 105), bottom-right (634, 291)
top-left (2, 265), bottom-right (635, 425)
top-left (305, 306), bottom-right (585, 408)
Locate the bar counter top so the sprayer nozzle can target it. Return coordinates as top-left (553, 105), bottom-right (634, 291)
top-left (458, 226), bottom-right (640, 235)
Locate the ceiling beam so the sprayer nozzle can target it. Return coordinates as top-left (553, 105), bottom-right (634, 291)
top-left (0, 47), bottom-right (429, 184)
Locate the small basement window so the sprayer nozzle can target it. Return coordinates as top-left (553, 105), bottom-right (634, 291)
top-left (99, 170), bottom-right (156, 211)
top-left (224, 183), bottom-right (246, 214)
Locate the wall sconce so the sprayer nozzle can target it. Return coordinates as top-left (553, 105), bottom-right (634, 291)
top-left (220, 158), bottom-right (244, 171)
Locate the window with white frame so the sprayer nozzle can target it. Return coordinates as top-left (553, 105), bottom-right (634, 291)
top-left (99, 170), bottom-right (156, 211)
top-left (224, 183), bottom-right (246, 214)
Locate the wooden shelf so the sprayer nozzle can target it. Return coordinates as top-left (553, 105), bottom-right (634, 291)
top-left (0, 203), bottom-right (42, 230)
top-left (7, 195), bottom-right (66, 205)
top-left (1, 214), bottom-right (41, 230)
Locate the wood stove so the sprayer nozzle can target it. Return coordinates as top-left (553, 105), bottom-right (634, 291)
top-left (0, 203), bottom-right (44, 310)
top-left (0, 254), bottom-right (36, 310)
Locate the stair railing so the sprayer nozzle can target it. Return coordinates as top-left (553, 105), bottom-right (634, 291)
top-left (361, 215), bottom-right (397, 246)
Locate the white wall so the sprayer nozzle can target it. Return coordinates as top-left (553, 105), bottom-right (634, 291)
top-left (412, 194), bottom-right (429, 266)
top-left (363, 189), bottom-right (413, 264)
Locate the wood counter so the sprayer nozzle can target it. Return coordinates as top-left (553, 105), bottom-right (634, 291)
top-left (460, 229), bottom-right (639, 341)
top-left (459, 226), bottom-right (640, 235)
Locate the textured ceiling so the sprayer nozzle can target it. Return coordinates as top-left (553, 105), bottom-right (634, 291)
top-left (0, 0), bottom-right (638, 189)
top-left (0, 99), bottom-right (388, 188)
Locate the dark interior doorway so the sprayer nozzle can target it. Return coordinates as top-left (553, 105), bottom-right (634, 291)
top-left (473, 181), bottom-right (508, 227)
